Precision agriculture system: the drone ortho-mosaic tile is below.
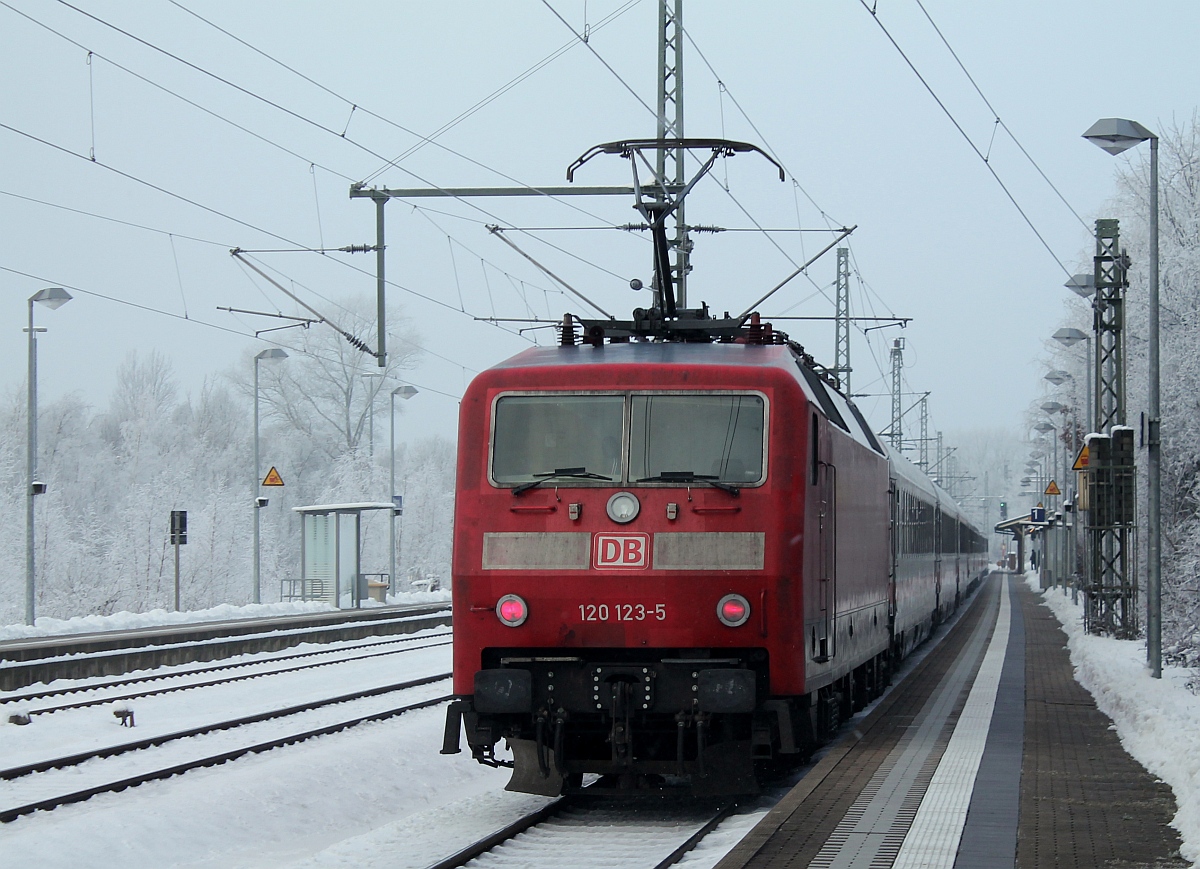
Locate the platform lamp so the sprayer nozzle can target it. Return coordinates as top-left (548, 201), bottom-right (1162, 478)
top-left (1083, 117), bottom-right (1161, 678)
top-left (1041, 401), bottom-right (1069, 481)
top-left (389, 384), bottom-right (419, 595)
top-left (1052, 328), bottom-right (1093, 435)
top-left (25, 287), bottom-right (72, 625)
top-left (253, 348), bottom-right (288, 605)
top-left (1034, 423), bottom-right (1059, 497)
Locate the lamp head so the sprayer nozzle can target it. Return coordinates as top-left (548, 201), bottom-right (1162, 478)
top-left (30, 287), bottom-right (72, 310)
top-left (1044, 370), bottom-right (1071, 385)
top-left (256, 348), bottom-right (289, 362)
top-left (392, 385), bottom-right (418, 400)
top-left (1052, 327), bottom-right (1088, 348)
top-left (1082, 118), bottom-right (1155, 155)
top-left (1064, 273), bottom-right (1096, 298)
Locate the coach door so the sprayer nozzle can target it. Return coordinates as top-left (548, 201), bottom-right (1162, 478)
top-left (933, 503), bottom-right (943, 622)
top-left (812, 412), bottom-right (836, 662)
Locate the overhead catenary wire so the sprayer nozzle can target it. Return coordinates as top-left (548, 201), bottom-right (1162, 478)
top-left (0, 260), bottom-right (467, 402)
top-left (39, 0), bottom-right (624, 239)
top-left (856, 0), bottom-right (1074, 278)
top-left (162, 0), bottom-right (640, 229)
top-left (0, 119), bottom-right (531, 341)
top-left (911, 0), bottom-right (1090, 232)
top-left (1, 1), bottom-right (358, 183)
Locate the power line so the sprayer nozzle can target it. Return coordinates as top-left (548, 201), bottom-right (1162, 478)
top-left (0, 188), bottom-right (229, 247)
top-left (359, 0), bottom-right (645, 184)
top-left (1, 1), bottom-right (357, 182)
top-left (911, 0), bottom-right (1090, 232)
top-left (161, 0), bottom-right (635, 228)
top-left (857, 0), bottom-right (1073, 278)
top-left (0, 261), bottom-right (465, 402)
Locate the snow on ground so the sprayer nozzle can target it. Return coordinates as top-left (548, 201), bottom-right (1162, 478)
top-left (6, 576), bottom-right (1199, 867)
top-left (1027, 571), bottom-right (1200, 864)
top-left (1, 703), bottom-right (508, 869)
top-left (0, 591), bottom-right (452, 643)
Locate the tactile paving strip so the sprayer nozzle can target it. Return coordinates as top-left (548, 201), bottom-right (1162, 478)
top-left (715, 578), bottom-right (1001, 869)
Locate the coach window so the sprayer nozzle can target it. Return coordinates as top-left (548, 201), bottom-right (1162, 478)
top-left (629, 393), bottom-right (765, 485)
top-left (491, 394), bottom-right (625, 484)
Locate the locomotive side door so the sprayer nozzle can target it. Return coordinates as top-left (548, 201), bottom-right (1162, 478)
top-left (812, 412), bottom-right (836, 662)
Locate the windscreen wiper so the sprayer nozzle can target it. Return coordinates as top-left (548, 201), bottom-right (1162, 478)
top-left (512, 467), bottom-right (613, 496)
top-left (636, 471), bottom-right (740, 496)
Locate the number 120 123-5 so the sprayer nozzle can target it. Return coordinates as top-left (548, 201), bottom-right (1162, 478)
top-left (578, 603), bottom-right (666, 622)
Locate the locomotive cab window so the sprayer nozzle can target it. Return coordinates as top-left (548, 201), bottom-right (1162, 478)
top-left (489, 391), bottom-right (766, 487)
top-left (492, 394), bottom-right (625, 483)
top-left (629, 394), bottom-right (765, 484)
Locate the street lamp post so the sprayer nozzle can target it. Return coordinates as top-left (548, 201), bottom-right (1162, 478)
top-left (1084, 117), bottom-right (1161, 677)
top-left (389, 385), bottom-right (418, 595)
top-left (1041, 401), bottom-right (1069, 479)
top-left (363, 372), bottom-right (385, 457)
top-left (254, 348), bottom-right (288, 605)
top-left (25, 287), bottom-right (72, 626)
top-left (1053, 328), bottom-right (1093, 434)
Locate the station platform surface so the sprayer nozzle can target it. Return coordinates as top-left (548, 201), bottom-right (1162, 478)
top-left (716, 572), bottom-right (1188, 869)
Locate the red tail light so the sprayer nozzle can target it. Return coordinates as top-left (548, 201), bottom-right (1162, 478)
top-left (717, 594), bottom-right (750, 627)
top-left (496, 594), bottom-right (528, 627)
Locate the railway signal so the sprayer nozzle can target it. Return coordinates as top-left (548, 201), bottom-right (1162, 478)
top-left (170, 510), bottom-right (187, 612)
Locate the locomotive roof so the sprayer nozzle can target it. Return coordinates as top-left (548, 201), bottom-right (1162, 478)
top-left (487, 341), bottom-right (799, 372)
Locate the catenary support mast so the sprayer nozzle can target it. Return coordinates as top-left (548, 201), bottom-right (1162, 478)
top-left (656, 0), bottom-right (689, 307)
top-left (834, 247), bottom-right (851, 393)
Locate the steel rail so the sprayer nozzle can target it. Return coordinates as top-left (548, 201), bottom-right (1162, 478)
top-left (1, 672), bottom-right (451, 781)
top-left (10, 636), bottom-right (451, 715)
top-left (422, 797), bottom-right (571, 869)
top-left (0, 693), bottom-right (452, 824)
top-left (0, 608), bottom-right (451, 690)
top-left (422, 796), bottom-right (739, 869)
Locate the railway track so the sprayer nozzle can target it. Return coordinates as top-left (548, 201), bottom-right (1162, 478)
top-left (425, 795), bottom-right (742, 869)
top-left (2, 629), bottom-right (452, 712)
top-left (0, 603), bottom-right (451, 690)
top-left (0, 675), bottom-right (453, 823)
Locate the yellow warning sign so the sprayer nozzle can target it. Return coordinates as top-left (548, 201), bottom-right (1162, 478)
top-left (262, 467), bottom-right (284, 487)
top-left (1072, 443), bottom-right (1090, 471)
top-left (1044, 480), bottom-right (1061, 496)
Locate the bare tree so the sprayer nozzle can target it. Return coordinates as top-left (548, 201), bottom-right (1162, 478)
top-left (250, 295), bottom-right (422, 460)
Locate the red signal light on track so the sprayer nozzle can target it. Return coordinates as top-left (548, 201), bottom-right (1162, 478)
top-left (496, 594), bottom-right (528, 627)
top-left (717, 594), bottom-right (751, 627)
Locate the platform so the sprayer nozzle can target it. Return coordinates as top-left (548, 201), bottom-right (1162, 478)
top-left (716, 572), bottom-right (1187, 869)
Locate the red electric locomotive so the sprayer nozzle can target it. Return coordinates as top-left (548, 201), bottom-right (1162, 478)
top-left (440, 139), bottom-right (988, 795)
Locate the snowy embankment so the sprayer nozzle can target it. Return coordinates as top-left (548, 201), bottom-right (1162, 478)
top-left (0, 591), bottom-right (452, 643)
top-left (1029, 573), bottom-right (1200, 864)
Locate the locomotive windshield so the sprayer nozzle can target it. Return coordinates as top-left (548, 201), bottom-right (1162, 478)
top-left (490, 392), bottom-right (765, 486)
top-left (492, 395), bottom-right (625, 483)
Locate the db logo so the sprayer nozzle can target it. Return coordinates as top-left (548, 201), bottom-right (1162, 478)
top-left (593, 533), bottom-right (650, 569)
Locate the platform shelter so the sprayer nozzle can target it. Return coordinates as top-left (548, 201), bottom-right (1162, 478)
top-left (288, 503), bottom-right (395, 608)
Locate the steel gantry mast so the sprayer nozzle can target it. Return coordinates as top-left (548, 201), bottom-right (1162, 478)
top-left (919, 394), bottom-right (929, 471)
top-left (834, 247), bottom-right (851, 393)
top-left (655, 0), bottom-right (690, 307)
top-left (1093, 218), bottom-right (1128, 431)
top-left (1084, 217), bottom-right (1137, 638)
top-left (889, 337), bottom-right (904, 451)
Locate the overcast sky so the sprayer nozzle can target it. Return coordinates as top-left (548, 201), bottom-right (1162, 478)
top-left (2, 1), bottom-right (1196, 450)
